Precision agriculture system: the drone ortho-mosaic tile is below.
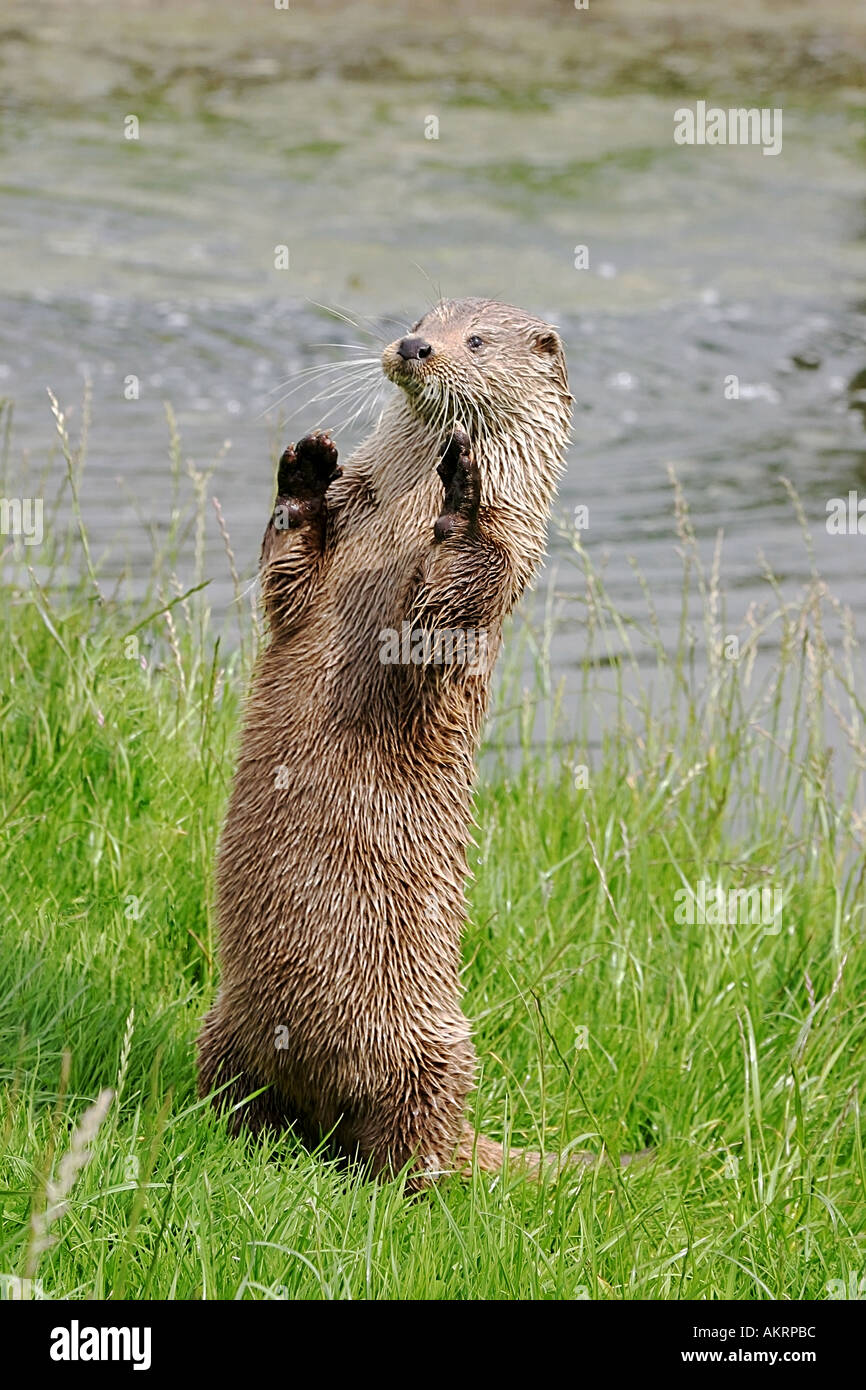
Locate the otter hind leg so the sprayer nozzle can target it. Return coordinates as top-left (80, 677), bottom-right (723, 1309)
top-left (330, 1037), bottom-right (606, 1190)
top-left (339, 1040), bottom-right (476, 1190)
top-left (196, 1007), bottom-right (289, 1139)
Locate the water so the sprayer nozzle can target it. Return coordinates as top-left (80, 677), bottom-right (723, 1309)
top-left (1, 0), bottom-right (865, 728)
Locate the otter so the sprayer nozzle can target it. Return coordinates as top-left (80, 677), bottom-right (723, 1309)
top-left (197, 297), bottom-right (573, 1185)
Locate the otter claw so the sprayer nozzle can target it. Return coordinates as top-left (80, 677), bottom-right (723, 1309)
top-left (295, 431), bottom-right (339, 476)
top-left (434, 429), bottom-right (480, 541)
top-left (437, 428), bottom-right (472, 488)
top-left (277, 431), bottom-right (341, 499)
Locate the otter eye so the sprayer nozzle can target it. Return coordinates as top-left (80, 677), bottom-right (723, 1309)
top-left (467, 335), bottom-right (483, 351)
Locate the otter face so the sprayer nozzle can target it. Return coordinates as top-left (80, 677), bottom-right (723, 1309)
top-left (381, 297), bottom-right (571, 444)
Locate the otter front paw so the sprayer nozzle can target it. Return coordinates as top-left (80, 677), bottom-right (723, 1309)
top-left (434, 428), bottom-right (480, 543)
top-left (274, 431), bottom-right (341, 530)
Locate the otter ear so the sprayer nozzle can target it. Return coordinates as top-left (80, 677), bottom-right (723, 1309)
top-left (531, 328), bottom-right (561, 358)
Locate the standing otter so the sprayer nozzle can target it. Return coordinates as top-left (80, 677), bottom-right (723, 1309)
top-left (197, 297), bottom-right (572, 1184)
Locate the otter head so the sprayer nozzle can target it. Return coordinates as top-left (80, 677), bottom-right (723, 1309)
top-left (381, 298), bottom-right (572, 480)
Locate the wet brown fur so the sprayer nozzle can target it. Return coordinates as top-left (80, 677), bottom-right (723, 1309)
top-left (196, 298), bottom-right (573, 1186)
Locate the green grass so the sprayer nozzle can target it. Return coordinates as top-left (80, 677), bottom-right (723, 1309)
top-left (1, 400), bottom-right (864, 1300)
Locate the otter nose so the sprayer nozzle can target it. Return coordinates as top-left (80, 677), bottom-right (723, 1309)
top-left (396, 336), bottom-right (433, 361)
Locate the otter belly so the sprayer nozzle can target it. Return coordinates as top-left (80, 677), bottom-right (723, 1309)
top-left (214, 737), bottom-right (470, 1092)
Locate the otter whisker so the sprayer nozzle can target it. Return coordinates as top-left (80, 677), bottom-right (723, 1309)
top-left (313, 342), bottom-right (386, 353)
top-left (332, 375), bottom-right (391, 430)
top-left (267, 356), bottom-right (382, 396)
top-left (262, 364), bottom-right (382, 422)
top-left (409, 262), bottom-right (446, 319)
top-left (283, 370), bottom-right (381, 421)
top-left (303, 299), bottom-right (392, 346)
top-left (379, 317), bottom-right (412, 335)
top-left (312, 376), bottom-right (378, 420)
top-left (434, 382), bottom-right (457, 452)
top-left (264, 373), bottom-right (376, 411)
top-left (331, 385), bottom-right (389, 438)
top-left (260, 380), bottom-right (379, 430)
top-left (264, 365), bottom-right (380, 408)
top-left (303, 374), bottom-right (386, 437)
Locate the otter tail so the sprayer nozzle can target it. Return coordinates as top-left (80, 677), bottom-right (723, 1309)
top-left (458, 1126), bottom-right (651, 1178)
